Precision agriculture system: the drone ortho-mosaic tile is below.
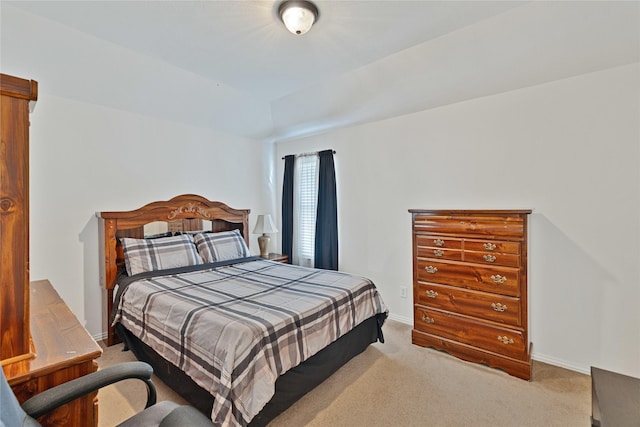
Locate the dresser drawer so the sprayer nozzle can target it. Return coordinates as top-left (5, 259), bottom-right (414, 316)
top-left (415, 235), bottom-right (462, 249)
top-left (464, 250), bottom-right (520, 268)
top-left (413, 215), bottom-right (525, 238)
top-left (416, 259), bottom-right (520, 297)
top-left (464, 239), bottom-right (520, 254)
top-left (416, 282), bottom-right (521, 326)
top-left (416, 246), bottom-right (462, 261)
top-left (414, 306), bottom-right (527, 360)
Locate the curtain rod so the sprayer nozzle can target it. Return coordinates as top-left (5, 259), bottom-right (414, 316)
top-left (281, 150), bottom-right (336, 160)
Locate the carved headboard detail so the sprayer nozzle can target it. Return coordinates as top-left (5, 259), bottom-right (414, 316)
top-left (97, 194), bottom-right (250, 345)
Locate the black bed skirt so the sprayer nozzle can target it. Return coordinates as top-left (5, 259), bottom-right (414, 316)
top-left (117, 313), bottom-right (386, 426)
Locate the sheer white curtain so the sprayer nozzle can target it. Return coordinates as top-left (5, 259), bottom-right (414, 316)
top-left (292, 154), bottom-right (319, 267)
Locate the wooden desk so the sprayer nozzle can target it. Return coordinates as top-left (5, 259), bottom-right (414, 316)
top-left (591, 366), bottom-right (640, 427)
top-left (3, 280), bottom-right (103, 427)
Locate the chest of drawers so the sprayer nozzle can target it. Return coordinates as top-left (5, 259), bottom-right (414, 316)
top-left (409, 209), bottom-right (532, 380)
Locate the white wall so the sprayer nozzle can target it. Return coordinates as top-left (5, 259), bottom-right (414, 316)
top-left (26, 95), bottom-right (270, 340)
top-left (275, 63), bottom-right (640, 377)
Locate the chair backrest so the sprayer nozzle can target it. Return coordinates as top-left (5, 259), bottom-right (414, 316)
top-left (0, 368), bottom-right (40, 427)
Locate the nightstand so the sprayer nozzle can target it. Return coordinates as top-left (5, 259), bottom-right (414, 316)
top-left (262, 253), bottom-right (289, 263)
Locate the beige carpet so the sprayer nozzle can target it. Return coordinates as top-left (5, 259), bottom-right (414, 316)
top-left (97, 320), bottom-right (591, 426)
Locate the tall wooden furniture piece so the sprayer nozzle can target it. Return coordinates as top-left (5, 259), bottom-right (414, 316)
top-left (0, 73), bottom-right (37, 364)
top-left (1, 74), bottom-right (102, 426)
top-left (409, 209), bottom-right (532, 380)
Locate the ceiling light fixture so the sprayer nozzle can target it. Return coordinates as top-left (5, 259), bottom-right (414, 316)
top-left (278, 0), bottom-right (319, 35)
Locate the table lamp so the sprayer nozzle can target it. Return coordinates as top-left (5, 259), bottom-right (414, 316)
top-left (253, 214), bottom-right (278, 257)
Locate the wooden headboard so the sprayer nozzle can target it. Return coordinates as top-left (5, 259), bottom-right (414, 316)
top-left (98, 194), bottom-right (250, 346)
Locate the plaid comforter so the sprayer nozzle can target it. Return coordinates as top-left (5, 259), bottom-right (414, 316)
top-left (112, 258), bottom-right (388, 426)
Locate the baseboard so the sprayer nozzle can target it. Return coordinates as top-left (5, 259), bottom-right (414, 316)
top-left (93, 332), bottom-right (107, 343)
top-left (531, 352), bottom-right (590, 375)
top-left (387, 313), bottom-right (412, 325)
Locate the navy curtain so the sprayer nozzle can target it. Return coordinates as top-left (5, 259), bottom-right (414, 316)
top-left (281, 155), bottom-right (295, 262)
top-left (314, 150), bottom-right (338, 270)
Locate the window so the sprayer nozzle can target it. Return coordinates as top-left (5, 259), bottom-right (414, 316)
top-left (292, 155), bottom-right (318, 267)
top-left (282, 149), bottom-right (337, 270)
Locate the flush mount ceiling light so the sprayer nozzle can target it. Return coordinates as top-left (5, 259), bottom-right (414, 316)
top-left (278, 0), bottom-right (319, 35)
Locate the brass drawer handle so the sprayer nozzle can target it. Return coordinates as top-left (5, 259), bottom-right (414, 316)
top-left (422, 315), bottom-right (435, 324)
top-left (425, 290), bottom-right (438, 298)
top-left (491, 302), bottom-right (508, 312)
top-left (483, 242), bottom-right (497, 251)
top-left (433, 249), bottom-right (444, 257)
top-left (491, 274), bottom-right (507, 284)
top-left (497, 336), bottom-right (514, 345)
top-left (434, 239), bottom-right (445, 247)
top-left (483, 254), bottom-right (497, 263)
top-left (425, 266), bottom-right (438, 274)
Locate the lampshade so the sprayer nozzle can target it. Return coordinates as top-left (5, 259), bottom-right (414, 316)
top-left (253, 214), bottom-right (278, 235)
top-left (278, 0), bottom-right (319, 35)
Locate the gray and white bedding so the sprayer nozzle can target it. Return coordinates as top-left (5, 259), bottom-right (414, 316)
top-left (112, 257), bottom-right (388, 426)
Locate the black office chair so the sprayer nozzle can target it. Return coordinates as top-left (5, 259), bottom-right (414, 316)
top-left (1, 361), bottom-right (214, 427)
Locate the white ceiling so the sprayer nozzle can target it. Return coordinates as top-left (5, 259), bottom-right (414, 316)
top-left (3, 1), bottom-right (639, 141)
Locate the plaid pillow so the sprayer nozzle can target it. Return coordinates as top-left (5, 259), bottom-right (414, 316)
top-left (193, 229), bottom-right (250, 263)
top-left (121, 234), bottom-right (202, 276)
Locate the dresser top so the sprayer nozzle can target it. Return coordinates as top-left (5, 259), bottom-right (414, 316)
top-left (409, 209), bottom-right (532, 215)
top-left (3, 280), bottom-right (102, 384)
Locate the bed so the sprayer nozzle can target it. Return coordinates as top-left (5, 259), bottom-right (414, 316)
top-left (98, 194), bottom-right (388, 426)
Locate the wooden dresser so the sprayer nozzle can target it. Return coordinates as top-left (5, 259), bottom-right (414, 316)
top-left (4, 280), bottom-right (103, 426)
top-left (409, 209), bottom-right (532, 380)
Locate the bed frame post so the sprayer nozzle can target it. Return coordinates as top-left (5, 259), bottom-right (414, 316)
top-left (98, 217), bottom-right (119, 346)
